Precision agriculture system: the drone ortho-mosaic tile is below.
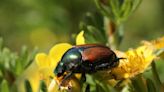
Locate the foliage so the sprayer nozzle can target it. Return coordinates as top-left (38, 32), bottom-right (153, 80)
top-left (0, 38), bottom-right (37, 92)
top-left (0, 0), bottom-right (164, 92)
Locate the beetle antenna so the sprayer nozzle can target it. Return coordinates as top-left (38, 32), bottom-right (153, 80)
top-left (117, 57), bottom-right (126, 61)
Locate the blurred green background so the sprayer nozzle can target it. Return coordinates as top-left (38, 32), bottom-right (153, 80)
top-left (0, 0), bottom-right (164, 52)
top-left (0, 0), bottom-right (164, 91)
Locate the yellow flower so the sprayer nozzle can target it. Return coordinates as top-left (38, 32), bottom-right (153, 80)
top-left (110, 36), bottom-right (164, 80)
top-left (18, 31), bottom-right (163, 92)
top-left (35, 31), bottom-right (85, 91)
top-left (111, 45), bottom-right (155, 79)
top-left (93, 37), bottom-right (164, 81)
top-left (16, 31), bottom-right (84, 92)
top-left (76, 30), bottom-right (85, 45)
top-left (142, 36), bottom-right (164, 49)
top-left (35, 43), bottom-right (72, 79)
top-left (142, 36), bottom-right (164, 59)
top-left (16, 62), bottom-right (40, 92)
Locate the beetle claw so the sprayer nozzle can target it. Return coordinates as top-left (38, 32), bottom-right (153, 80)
top-left (85, 84), bottom-right (90, 92)
top-left (80, 73), bottom-right (86, 83)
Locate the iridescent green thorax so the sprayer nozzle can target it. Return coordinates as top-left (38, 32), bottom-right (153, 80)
top-left (54, 48), bottom-right (82, 76)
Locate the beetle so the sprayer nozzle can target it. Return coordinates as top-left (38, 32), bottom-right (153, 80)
top-left (54, 44), bottom-right (122, 86)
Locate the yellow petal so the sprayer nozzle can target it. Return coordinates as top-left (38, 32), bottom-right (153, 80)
top-left (38, 68), bottom-right (53, 85)
top-left (152, 36), bottom-right (164, 49)
top-left (111, 45), bottom-right (155, 79)
top-left (35, 53), bottom-right (50, 68)
top-left (76, 31), bottom-right (85, 45)
top-left (142, 36), bottom-right (164, 50)
top-left (16, 62), bottom-right (40, 92)
top-left (49, 43), bottom-right (72, 68)
top-left (48, 80), bottom-right (60, 92)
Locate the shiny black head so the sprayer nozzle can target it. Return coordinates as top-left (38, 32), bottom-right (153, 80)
top-left (54, 48), bottom-right (82, 77)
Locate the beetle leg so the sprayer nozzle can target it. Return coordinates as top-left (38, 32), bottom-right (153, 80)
top-left (81, 72), bottom-right (86, 82)
top-left (60, 72), bottom-right (73, 86)
top-left (95, 63), bottom-right (111, 70)
top-left (85, 84), bottom-right (90, 92)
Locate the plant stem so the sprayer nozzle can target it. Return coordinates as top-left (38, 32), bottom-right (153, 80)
top-left (104, 18), bottom-right (124, 49)
top-left (151, 61), bottom-right (164, 91)
top-left (132, 74), bottom-right (147, 92)
top-left (151, 61), bottom-right (162, 86)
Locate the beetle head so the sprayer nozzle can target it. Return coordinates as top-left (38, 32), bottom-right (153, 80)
top-left (54, 62), bottom-right (66, 77)
top-left (54, 48), bottom-right (82, 77)
top-left (60, 48), bottom-right (82, 70)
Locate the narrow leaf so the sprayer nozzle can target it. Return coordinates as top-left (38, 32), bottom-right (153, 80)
top-left (146, 78), bottom-right (157, 92)
top-left (0, 80), bottom-right (9, 92)
top-left (39, 80), bottom-right (47, 92)
top-left (131, 75), bottom-right (147, 92)
top-left (24, 80), bottom-right (32, 92)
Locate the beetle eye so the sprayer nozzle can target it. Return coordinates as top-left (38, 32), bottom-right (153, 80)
top-left (57, 72), bottom-right (63, 77)
top-left (54, 63), bottom-right (65, 77)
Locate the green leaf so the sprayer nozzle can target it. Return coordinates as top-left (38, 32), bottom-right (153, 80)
top-left (110, 0), bottom-right (120, 19)
top-left (24, 80), bottom-right (32, 92)
top-left (82, 12), bottom-right (103, 30)
top-left (87, 26), bottom-right (107, 43)
top-left (96, 81), bottom-right (117, 92)
top-left (131, 75), bottom-right (147, 92)
top-left (24, 47), bottom-right (38, 69)
top-left (15, 47), bottom-right (37, 76)
top-left (131, 0), bottom-right (142, 12)
top-left (121, 0), bottom-right (132, 20)
top-left (15, 58), bottom-right (23, 76)
top-left (0, 37), bottom-right (3, 51)
top-left (11, 83), bottom-right (18, 92)
top-left (94, 0), bottom-right (113, 18)
top-left (20, 46), bottom-right (29, 68)
top-left (96, 83), bottom-right (106, 92)
top-left (151, 61), bottom-right (162, 92)
top-left (39, 80), bottom-right (47, 92)
top-left (0, 80), bottom-right (9, 92)
top-left (95, 0), bottom-right (142, 23)
top-left (154, 48), bottom-right (164, 59)
top-left (146, 78), bottom-right (157, 92)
